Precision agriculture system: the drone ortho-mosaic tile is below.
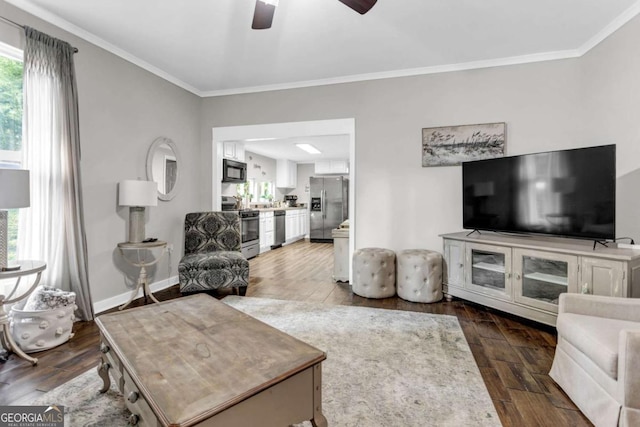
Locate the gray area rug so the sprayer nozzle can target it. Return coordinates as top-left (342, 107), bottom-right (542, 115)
top-left (25, 297), bottom-right (500, 426)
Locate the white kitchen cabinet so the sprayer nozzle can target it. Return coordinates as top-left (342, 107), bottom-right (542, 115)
top-left (442, 232), bottom-right (640, 326)
top-left (276, 159), bottom-right (297, 188)
top-left (223, 141), bottom-right (245, 161)
top-left (259, 211), bottom-right (274, 253)
top-left (314, 160), bottom-right (349, 175)
top-left (284, 209), bottom-right (306, 244)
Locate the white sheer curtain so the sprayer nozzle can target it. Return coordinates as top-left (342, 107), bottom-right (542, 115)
top-left (18, 27), bottom-right (93, 320)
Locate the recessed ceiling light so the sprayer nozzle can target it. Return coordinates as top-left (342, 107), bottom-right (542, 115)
top-left (296, 143), bottom-right (321, 154)
top-left (244, 137), bottom-right (277, 142)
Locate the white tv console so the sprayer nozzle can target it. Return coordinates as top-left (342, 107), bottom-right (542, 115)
top-left (441, 231), bottom-right (640, 326)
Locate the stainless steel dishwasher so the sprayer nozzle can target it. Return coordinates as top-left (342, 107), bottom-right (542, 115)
top-left (271, 210), bottom-right (286, 249)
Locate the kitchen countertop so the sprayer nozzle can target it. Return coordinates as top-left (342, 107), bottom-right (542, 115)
top-left (256, 206), bottom-right (308, 213)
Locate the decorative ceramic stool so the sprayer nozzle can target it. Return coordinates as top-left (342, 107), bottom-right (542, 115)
top-left (352, 248), bottom-right (396, 298)
top-left (397, 249), bottom-right (443, 303)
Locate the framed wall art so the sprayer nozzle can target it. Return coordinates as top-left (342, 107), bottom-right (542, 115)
top-left (422, 122), bottom-right (506, 167)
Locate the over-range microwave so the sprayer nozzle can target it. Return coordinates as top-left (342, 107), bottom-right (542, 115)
top-left (222, 158), bottom-right (247, 183)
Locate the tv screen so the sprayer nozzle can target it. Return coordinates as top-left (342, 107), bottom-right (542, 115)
top-left (462, 144), bottom-right (616, 240)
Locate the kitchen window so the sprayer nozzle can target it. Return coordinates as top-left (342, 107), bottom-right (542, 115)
top-left (258, 181), bottom-right (274, 203)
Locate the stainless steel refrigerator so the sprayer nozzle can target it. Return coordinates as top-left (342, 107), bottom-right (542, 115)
top-left (309, 176), bottom-right (348, 242)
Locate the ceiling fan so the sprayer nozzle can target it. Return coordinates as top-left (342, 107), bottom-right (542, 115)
top-left (252, 0), bottom-right (378, 30)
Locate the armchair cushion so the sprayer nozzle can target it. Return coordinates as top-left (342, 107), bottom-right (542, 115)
top-left (550, 293), bottom-right (640, 426)
top-left (557, 313), bottom-right (640, 380)
top-left (179, 251), bottom-right (248, 293)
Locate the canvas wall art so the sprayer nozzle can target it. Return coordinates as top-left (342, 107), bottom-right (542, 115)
top-left (422, 122), bottom-right (506, 167)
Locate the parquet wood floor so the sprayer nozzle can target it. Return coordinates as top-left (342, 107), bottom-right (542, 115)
top-left (0, 239), bottom-right (591, 426)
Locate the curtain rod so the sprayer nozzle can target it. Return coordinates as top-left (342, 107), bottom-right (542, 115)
top-left (0, 15), bottom-right (79, 53)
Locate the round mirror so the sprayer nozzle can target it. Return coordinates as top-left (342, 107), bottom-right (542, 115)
top-left (146, 137), bottom-right (180, 201)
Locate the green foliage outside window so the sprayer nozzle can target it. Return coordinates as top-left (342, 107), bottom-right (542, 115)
top-left (0, 54), bottom-right (23, 260)
top-left (259, 181), bottom-right (273, 202)
top-left (0, 56), bottom-right (23, 151)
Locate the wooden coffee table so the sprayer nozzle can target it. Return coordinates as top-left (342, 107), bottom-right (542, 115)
top-left (95, 294), bottom-right (327, 427)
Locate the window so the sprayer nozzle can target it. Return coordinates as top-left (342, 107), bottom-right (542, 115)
top-left (0, 43), bottom-right (23, 261)
top-left (236, 179), bottom-right (256, 204)
top-left (236, 180), bottom-right (274, 205)
top-left (257, 181), bottom-right (274, 203)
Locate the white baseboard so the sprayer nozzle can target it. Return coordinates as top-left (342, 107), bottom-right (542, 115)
top-left (93, 275), bottom-right (179, 315)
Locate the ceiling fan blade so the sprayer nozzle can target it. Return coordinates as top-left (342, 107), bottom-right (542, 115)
top-left (338, 0), bottom-right (378, 15)
top-left (252, 0), bottom-right (276, 29)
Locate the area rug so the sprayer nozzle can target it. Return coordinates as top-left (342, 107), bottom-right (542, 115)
top-left (25, 297), bottom-right (500, 426)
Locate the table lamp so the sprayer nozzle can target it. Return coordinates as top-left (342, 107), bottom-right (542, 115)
top-left (118, 180), bottom-right (158, 243)
top-left (0, 169), bottom-right (30, 271)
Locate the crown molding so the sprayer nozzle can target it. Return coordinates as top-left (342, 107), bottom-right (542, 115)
top-left (7, 0), bottom-right (640, 98)
top-left (199, 49), bottom-right (582, 97)
top-left (5, 0), bottom-right (203, 96)
top-left (576, 0), bottom-right (640, 55)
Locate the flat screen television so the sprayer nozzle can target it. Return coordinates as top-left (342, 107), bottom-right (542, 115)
top-left (462, 144), bottom-right (616, 240)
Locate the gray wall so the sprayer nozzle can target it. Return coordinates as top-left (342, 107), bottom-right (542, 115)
top-left (296, 163), bottom-right (315, 206)
top-left (4, 0), bottom-right (640, 308)
top-left (199, 16), bottom-right (640, 251)
top-left (0, 1), bottom-right (203, 308)
top-left (199, 59), bottom-right (590, 252)
top-left (580, 17), bottom-right (640, 242)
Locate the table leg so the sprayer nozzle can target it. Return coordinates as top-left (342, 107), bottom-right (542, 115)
top-left (1, 322), bottom-right (37, 365)
top-left (310, 363), bottom-right (328, 427)
top-left (119, 265), bottom-right (161, 310)
top-left (143, 280), bottom-right (161, 304)
top-left (97, 359), bottom-right (111, 393)
top-left (118, 281), bottom-right (142, 310)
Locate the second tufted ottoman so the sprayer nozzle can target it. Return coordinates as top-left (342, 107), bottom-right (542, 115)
top-left (352, 248), bottom-right (396, 298)
top-left (397, 249), bottom-right (443, 303)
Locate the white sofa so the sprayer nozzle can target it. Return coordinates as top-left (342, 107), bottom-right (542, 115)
top-left (550, 293), bottom-right (640, 426)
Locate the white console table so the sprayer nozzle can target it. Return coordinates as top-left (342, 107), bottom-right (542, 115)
top-left (117, 241), bottom-right (167, 310)
top-left (0, 260), bottom-right (46, 365)
top-left (442, 232), bottom-right (640, 326)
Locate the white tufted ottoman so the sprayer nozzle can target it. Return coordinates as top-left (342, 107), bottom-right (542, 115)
top-left (397, 249), bottom-right (443, 303)
top-left (352, 248), bottom-right (396, 298)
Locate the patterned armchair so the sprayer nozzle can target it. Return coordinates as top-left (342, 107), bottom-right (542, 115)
top-left (178, 212), bottom-right (249, 296)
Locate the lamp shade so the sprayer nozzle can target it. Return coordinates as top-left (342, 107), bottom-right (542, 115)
top-left (119, 180), bottom-right (158, 207)
top-left (0, 168), bottom-right (30, 209)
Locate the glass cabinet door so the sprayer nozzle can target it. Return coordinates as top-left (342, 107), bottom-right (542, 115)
top-left (513, 249), bottom-right (578, 312)
top-left (465, 243), bottom-right (512, 300)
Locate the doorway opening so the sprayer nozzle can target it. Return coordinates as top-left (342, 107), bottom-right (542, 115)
top-left (212, 118), bottom-right (355, 283)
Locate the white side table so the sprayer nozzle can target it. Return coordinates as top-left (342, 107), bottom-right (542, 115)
top-left (117, 241), bottom-right (167, 310)
top-left (0, 260), bottom-right (46, 365)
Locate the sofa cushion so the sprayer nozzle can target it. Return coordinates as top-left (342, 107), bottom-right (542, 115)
top-left (557, 312), bottom-right (640, 380)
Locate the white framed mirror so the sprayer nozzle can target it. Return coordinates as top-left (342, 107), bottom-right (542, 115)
top-left (146, 136), bottom-right (180, 201)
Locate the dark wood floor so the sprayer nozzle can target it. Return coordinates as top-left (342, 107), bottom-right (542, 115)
top-left (0, 239), bottom-right (591, 426)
